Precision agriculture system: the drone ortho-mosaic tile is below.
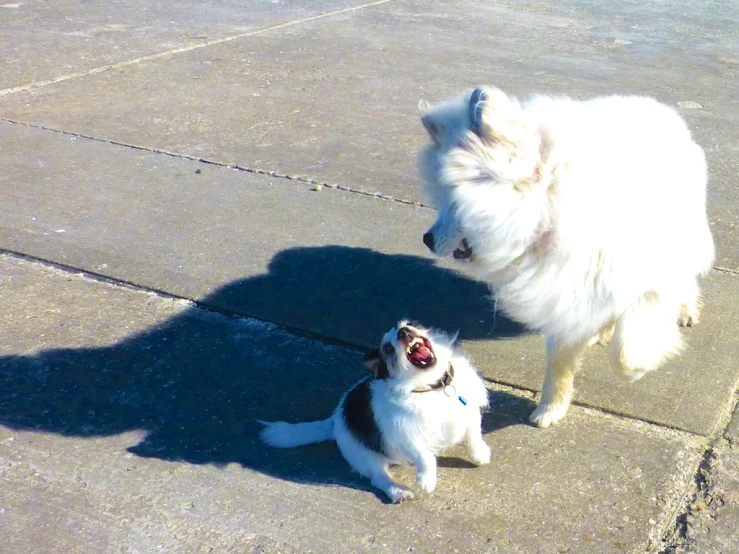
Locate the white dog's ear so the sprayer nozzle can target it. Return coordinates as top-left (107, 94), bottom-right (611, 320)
top-left (469, 88), bottom-right (488, 136)
top-left (468, 86), bottom-right (539, 169)
top-left (469, 86), bottom-right (520, 140)
top-left (363, 349), bottom-right (389, 379)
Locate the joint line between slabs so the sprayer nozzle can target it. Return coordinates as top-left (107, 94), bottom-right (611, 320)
top-left (713, 379), bottom-right (739, 440)
top-left (0, 117), bottom-right (429, 208)
top-left (713, 266), bottom-right (739, 276)
top-left (0, 0), bottom-right (393, 97)
top-left (0, 248), bottom-right (724, 441)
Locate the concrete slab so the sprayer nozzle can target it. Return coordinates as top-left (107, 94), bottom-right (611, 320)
top-left (1, 0), bottom-right (737, 268)
top-left (1, 122), bottom-right (737, 436)
top-left (464, 270), bottom-right (739, 437)
top-left (727, 398), bottom-right (739, 443)
top-left (0, 120), bottom-right (504, 345)
top-left (663, 445), bottom-right (739, 553)
top-left (0, 0), bottom-right (381, 91)
top-left (0, 255), bottom-right (705, 553)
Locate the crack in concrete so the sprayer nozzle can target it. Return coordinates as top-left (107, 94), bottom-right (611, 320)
top-left (650, 367), bottom-right (739, 553)
top-left (656, 445), bottom-right (716, 554)
top-left (657, 442), bottom-right (739, 554)
top-left (0, 118), bottom-right (431, 209)
top-left (0, 0), bottom-right (393, 97)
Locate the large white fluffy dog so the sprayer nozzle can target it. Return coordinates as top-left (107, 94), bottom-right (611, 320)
top-left (419, 87), bottom-right (715, 428)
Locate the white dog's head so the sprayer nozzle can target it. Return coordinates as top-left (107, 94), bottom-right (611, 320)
top-left (363, 320), bottom-right (456, 385)
top-left (418, 87), bottom-right (546, 265)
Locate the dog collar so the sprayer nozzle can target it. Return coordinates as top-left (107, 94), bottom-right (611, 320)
top-left (411, 365), bottom-right (468, 405)
top-left (411, 365), bottom-right (454, 393)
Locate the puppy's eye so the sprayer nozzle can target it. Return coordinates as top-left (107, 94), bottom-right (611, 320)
top-left (382, 343), bottom-right (395, 357)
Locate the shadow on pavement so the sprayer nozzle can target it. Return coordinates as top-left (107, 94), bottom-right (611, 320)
top-left (0, 245), bottom-right (530, 492)
top-left (202, 245), bottom-right (525, 347)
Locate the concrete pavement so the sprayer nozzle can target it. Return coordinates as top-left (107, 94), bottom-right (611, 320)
top-left (1, 1), bottom-right (738, 553)
top-left (0, 255), bottom-right (709, 553)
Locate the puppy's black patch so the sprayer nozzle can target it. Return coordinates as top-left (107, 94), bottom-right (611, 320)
top-left (374, 359), bottom-right (390, 380)
top-left (342, 378), bottom-right (385, 455)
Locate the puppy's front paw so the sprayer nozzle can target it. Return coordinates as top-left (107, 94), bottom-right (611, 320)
top-left (468, 441), bottom-right (491, 466)
top-left (529, 401), bottom-right (570, 428)
top-left (416, 471), bottom-right (437, 493)
top-left (388, 485), bottom-right (416, 504)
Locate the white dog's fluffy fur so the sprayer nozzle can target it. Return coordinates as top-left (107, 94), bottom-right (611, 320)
top-left (419, 87), bottom-right (714, 428)
top-left (259, 321), bottom-right (490, 503)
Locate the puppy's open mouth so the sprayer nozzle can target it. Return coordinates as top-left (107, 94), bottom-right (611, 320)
top-left (405, 335), bottom-right (436, 368)
top-left (453, 239), bottom-right (473, 260)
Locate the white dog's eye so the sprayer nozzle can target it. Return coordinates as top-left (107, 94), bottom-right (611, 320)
top-left (382, 343), bottom-right (395, 357)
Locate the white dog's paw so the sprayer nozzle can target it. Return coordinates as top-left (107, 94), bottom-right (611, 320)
top-left (597, 325), bottom-right (615, 345)
top-left (468, 441), bottom-right (491, 466)
top-left (529, 401), bottom-right (570, 428)
top-left (387, 485), bottom-right (416, 504)
top-left (416, 471), bottom-right (437, 493)
top-left (588, 325), bottom-right (615, 346)
top-left (613, 365), bottom-right (648, 383)
top-left (678, 303), bottom-right (700, 327)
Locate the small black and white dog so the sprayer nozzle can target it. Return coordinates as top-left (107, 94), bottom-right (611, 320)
top-left (259, 320), bottom-right (490, 503)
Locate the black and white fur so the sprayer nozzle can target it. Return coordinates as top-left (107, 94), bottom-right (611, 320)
top-left (259, 321), bottom-right (490, 503)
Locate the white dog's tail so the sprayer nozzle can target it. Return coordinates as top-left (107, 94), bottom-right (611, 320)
top-left (608, 292), bottom-right (684, 382)
top-left (258, 417), bottom-right (334, 448)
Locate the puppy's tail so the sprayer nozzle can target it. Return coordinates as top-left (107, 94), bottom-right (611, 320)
top-left (257, 417), bottom-right (334, 448)
top-left (608, 292), bottom-right (684, 383)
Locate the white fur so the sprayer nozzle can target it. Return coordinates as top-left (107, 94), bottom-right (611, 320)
top-left (260, 321), bottom-right (490, 502)
top-left (419, 87), bottom-right (714, 428)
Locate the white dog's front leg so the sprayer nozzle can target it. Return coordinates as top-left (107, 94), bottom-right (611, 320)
top-left (412, 450), bottom-right (438, 493)
top-left (529, 336), bottom-right (587, 428)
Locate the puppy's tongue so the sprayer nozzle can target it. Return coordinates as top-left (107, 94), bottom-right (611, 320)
top-left (410, 345), bottom-right (434, 366)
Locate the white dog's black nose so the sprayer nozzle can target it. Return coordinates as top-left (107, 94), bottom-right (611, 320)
top-left (422, 232), bottom-right (434, 252)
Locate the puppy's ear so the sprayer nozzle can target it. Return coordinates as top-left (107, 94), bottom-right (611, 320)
top-left (363, 349), bottom-right (381, 375)
top-left (421, 113), bottom-right (441, 144)
top-left (363, 349), bottom-right (390, 379)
